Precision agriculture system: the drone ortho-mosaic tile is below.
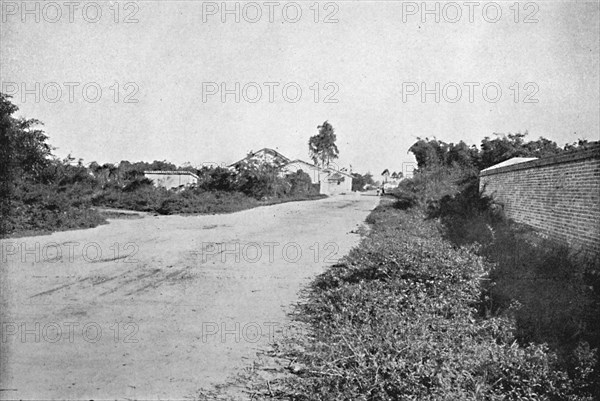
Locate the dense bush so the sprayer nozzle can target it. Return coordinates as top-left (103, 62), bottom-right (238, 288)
top-left (409, 133), bottom-right (593, 172)
top-left (0, 93), bottom-right (324, 237)
top-left (91, 182), bottom-right (166, 212)
top-left (478, 223), bottom-right (600, 354)
top-left (196, 166), bottom-right (237, 192)
top-left (401, 137), bottom-right (600, 397)
top-left (269, 136), bottom-right (599, 399)
top-left (274, 201), bottom-right (597, 400)
top-left (411, 154), bottom-right (600, 374)
top-left (1, 94), bottom-right (106, 237)
top-left (90, 167), bottom-right (321, 216)
top-left (394, 164), bottom-right (477, 208)
top-left (351, 171), bottom-right (375, 191)
top-left (389, 188), bottom-right (418, 210)
top-left (287, 170), bottom-right (320, 197)
top-left (6, 181), bottom-right (105, 236)
top-left (233, 158), bottom-right (289, 199)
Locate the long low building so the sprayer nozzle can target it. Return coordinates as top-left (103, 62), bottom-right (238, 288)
top-left (144, 170), bottom-right (199, 190)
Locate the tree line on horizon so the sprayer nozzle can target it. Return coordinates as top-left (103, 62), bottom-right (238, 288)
top-left (1, 92), bottom-right (596, 236)
top-left (0, 94), bottom-right (326, 236)
top-left (409, 132), bottom-right (596, 173)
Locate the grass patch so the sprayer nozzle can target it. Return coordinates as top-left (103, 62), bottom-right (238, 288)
top-left (269, 198), bottom-right (598, 400)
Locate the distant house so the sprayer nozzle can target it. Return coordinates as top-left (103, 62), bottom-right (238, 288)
top-left (144, 171), bottom-right (199, 190)
top-left (320, 169), bottom-right (353, 195)
top-left (228, 148), bottom-right (291, 168)
top-left (282, 159), bottom-right (326, 185)
top-left (380, 168), bottom-right (403, 189)
top-left (230, 148), bottom-right (354, 196)
top-left (282, 159), bottom-right (355, 194)
top-left (381, 169), bottom-right (390, 183)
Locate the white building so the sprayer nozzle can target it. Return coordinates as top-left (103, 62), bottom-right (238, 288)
top-left (380, 169), bottom-right (403, 189)
top-left (230, 148), bottom-right (355, 196)
top-left (282, 159), bottom-right (327, 184)
top-left (144, 171), bottom-right (199, 190)
top-left (319, 170), bottom-right (354, 195)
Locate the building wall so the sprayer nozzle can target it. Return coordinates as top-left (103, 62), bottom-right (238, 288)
top-left (144, 173), bottom-right (198, 190)
top-left (479, 147), bottom-right (600, 255)
top-left (282, 161), bottom-right (323, 184)
top-left (320, 175), bottom-right (353, 196)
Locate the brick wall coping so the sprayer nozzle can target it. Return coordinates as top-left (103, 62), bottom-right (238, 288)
top-left (479, 144), bottom-right (600, 177)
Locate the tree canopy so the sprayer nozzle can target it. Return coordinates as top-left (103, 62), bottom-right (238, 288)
top-left (309, 121), bottom-right (339, 168)
top-left (408, 132), bottom-right (593, 171)
top-left (1, 93), bottom-right (53, 183)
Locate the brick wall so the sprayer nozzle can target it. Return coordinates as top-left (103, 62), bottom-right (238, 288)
top-left (479, 146), bottom-right (600, 256)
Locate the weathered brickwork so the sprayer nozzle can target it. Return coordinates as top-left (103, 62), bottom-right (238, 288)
top-left (480, 146), bottom-right (600, 256)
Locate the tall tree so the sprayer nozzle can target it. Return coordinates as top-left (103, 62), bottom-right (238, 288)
top-left (0, 93), bottom-right (54, 235)
top-left (309, 121), bottom-right (339, 169)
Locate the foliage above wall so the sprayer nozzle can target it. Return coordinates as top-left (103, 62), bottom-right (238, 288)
top-left (409, 132), bottom-right (596, 171)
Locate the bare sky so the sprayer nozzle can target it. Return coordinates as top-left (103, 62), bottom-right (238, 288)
top-left (1, 1), bottom-right (599, 175)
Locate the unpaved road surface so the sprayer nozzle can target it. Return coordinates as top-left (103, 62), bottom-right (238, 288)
top-left (1, 193), bottom-right (379, 400)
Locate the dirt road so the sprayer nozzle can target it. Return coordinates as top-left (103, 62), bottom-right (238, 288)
top-left (0, 193), bottom-right (379, 400)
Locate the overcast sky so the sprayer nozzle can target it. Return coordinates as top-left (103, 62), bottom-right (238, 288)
top-left (1, 1), bottom-right (598, 175)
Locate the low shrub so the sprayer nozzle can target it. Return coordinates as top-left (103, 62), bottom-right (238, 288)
top-left (410, 164), bottom-right (600, 397)
top-left (271, 201), bottom-right (598, 400)
top-left (399, 165), bottom-right (477, 207)
top-left (4, 182), bottom-right (106, 237)
top-left (388, 189), bottom-right (418, 210)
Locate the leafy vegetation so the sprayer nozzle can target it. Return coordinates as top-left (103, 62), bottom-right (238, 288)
top-left (273, 200), bottom-right (597, 400)
top-left (0, 94), bottom-right (323, 237)
top-left (270, 134), bottom-right (599, 400)
top-left (408, 132), bottom-right (594, 172)
top-left (351, 171), bottom-right (375, 191)
top-left (309, 121), bottom-right (339, 168)
top-left (0, 94), bottom-right (106, 236)
top-left (88, 157), bottom-right (323, 217)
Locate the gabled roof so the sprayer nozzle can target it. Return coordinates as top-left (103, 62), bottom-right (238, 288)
top-left (284, 159), bottom-right (322, 170)
top-left (287, 159), bottom-right (317, 166)
top-left (326, 169), bottom-right (353, 178)
top-left (326, 172), bottom-right (346, 181)
top-left (255, 148), bottom-right (291, 162)
top-left (228, 149), bottom-right (354, 180)
top-left (228, 148), bottom-right (291, 167)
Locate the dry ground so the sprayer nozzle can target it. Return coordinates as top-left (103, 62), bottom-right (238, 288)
top-left (0, 193), bottom-right (379, 400)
